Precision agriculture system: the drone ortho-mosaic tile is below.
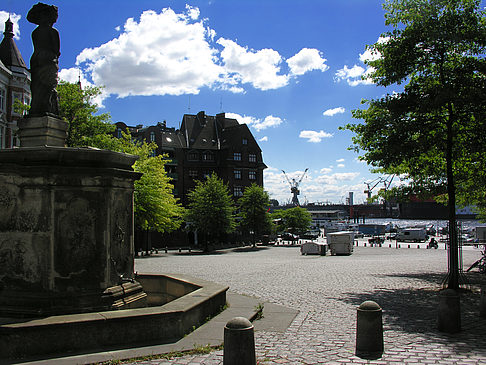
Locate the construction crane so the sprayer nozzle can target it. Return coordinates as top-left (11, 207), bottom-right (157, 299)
top-left (282, 168), bottom-right (308, 206)
top-left (364, 175), bottom-right (395, 201)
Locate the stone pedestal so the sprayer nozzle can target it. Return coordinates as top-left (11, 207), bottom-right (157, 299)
top-left (0, 147), bottom-right (146, 317)
top-left (18, 115), bottom-right (68, 147)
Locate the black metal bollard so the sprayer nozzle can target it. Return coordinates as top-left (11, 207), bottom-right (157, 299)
top-left (224, 317), bottom-right (256, 365)
top-left (438, 289), bottom-right (461, 333)
top-left (480, 286), bottom-right (486, 318)
top-left (356, 301), bottom-right (383, 359)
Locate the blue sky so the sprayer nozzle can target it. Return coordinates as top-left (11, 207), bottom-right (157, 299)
top-left (2, 0), bottom-right (419, 204)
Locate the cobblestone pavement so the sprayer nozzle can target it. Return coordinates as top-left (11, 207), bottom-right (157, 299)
top-left (129, 243), bottom-right (486, 364)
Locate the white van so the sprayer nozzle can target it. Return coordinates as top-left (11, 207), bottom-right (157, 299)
top-left (396, 228), bottom-right (428, 242)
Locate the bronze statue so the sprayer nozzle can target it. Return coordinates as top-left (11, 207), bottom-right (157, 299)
top-left (27, 3), bottom-right (60, 116)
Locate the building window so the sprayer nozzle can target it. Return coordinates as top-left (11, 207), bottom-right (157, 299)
top-left (249, 153), bottom-right (256, 163)
top-left (0, 88), bottom-right (5, 112)
top-left (249, 171), bottom-right (256, 180)
top-left (234, 170), bottom-right (241, 179)
top-left (233, 152), bottom-right (241, 161)
top-left (188, 151), bottom-right (199, 161)
top-left (150, 131), bottom-right (156, 142)
top-left (117, 128), bottom-right (122, 138)
top-left (202, 151), bottom-right (214, 161)
top-left (242, 138), bottom-right (248, 145)
top-left (150, 150), bottom-right (156, 157)
top-left (234, 186), bottom-right (243, 197)
top-left (189, 170), bottom-right (198, 178)
top-left (203, 171), bottom-right (212, 179)
top-left (0, 126), bottom-right (4, 149)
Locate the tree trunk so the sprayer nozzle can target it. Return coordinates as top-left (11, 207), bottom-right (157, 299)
top-left (446, 106), bottom-right (459, 289)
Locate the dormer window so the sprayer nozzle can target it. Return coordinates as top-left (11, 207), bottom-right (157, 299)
top-left (150, 131), bottom-right (156, 142)
top-left (188, 151), bottom-right (199, 161)
top-left (202, 151), bottom-right (214, 161)
top-left (242, 138), bottom-right (248, 145)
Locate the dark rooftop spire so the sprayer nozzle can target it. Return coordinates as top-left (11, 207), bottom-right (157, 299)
top-left (0, 17), bottom-right (28, 69)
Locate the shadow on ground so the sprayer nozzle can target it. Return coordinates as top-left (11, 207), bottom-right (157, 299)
top-left (334, 271), bottom-right (486, 356)
top-left (135, 245), bottom-right (272, 257)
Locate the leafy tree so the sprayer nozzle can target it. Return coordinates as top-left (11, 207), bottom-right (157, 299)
top-left (133, 153), bottom-right (184, 234)
top-left (57, 81), bottom-right (184, 235)
top-left (281, 207), bottom-right (312, 237)
top-left (57, 80), bottom-right (115, 147)
top-left (238, 184), bottom-right (272, 247)
top-left (185, 173), bottom-right (236, 250)
top-left (343, 0), bottom-right (486, 288)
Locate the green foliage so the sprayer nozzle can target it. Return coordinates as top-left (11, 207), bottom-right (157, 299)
top-left (273, 207), bottom-right (312, 236)
top-left (238, 184), bottom-right (272, 246)
top-left (13, 99), bottom-right (30, 115)
top-left (133, 154), bottom-right (184, 233)
top-left (185, 173), bottom-right (236, 249)
top-left (57, 81), bottom-right (115, 148)
top-left (342, 0), bottom-right (486, 219)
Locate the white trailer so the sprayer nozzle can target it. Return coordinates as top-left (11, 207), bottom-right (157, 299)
top-left (327, 231), bottom-right (354, 255)
top-left (396, 228), bottom-right (428, 242)
top-left (475, 226), bottom-right (486, 243)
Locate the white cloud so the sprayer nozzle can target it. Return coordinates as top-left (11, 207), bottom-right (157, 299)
top-left (335, 37), bottom-right (388, 87)
top-left (320, 167), bottom-right (332, 174)
top-left (76, 8), bottom-right (223, 98)
top-left (286, 48), bottom-right (329, 76)
top-left (226, 112), bottom-right (283, 131)
top-left (0, 12), bottom-right (21, 39)
top-left (336, 158), bottom-right (345, 163)
top-left (217, 38), bottom-right (289, 90)
top-left (299, 130), bottom-right (333, 143)
top-left (259, 136), bottom-right (268, 142)
top-left (323, 107), bottom-right (345, 117)
top-left (337, 163), bottom-right (345, 168)
top-left (72, 7), bottom-right (329, 99)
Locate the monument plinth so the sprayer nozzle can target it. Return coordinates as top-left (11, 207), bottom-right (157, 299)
top-left (0, 147), bottom-right (147, 316)
top-left (18, 115), bottom-right (68, 147)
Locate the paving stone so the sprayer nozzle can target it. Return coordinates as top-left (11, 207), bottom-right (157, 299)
top-left (128, 244), bottom-right (486, 364)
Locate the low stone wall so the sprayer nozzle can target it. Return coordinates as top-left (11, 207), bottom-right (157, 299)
top-left (0, 273), bottom-right (228, 361)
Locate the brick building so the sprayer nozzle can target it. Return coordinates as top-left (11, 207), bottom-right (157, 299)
top-left (115, 111), bottom-right (267, 206)
top-left (0, 18), bottom-right (31, 149)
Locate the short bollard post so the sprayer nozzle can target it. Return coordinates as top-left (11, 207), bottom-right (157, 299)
top-left (224, 317), bottom-right (256, 365)
top-left (479, 286), bottom-right (486, 318)
top-left (437, 289), bottom-right (461, 333)
top-left (356, 301), bottom-right (383, 359)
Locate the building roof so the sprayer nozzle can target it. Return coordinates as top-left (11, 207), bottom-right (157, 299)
top-left (0, 18), bottom-right (27, 70)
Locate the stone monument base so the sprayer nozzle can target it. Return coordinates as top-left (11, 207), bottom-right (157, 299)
top-left (0, 147), bottom-right (146, 317)
top-left (18, 115), bottom-right (68, 147)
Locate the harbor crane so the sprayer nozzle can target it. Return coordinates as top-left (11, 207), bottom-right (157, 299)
top-left (364, 175), bottom-right (395, 200)
top-left (282, 168), bottom-right (308, 206)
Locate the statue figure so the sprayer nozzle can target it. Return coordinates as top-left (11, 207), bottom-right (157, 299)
top-left (26, 3), bottom-right (60, 116)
